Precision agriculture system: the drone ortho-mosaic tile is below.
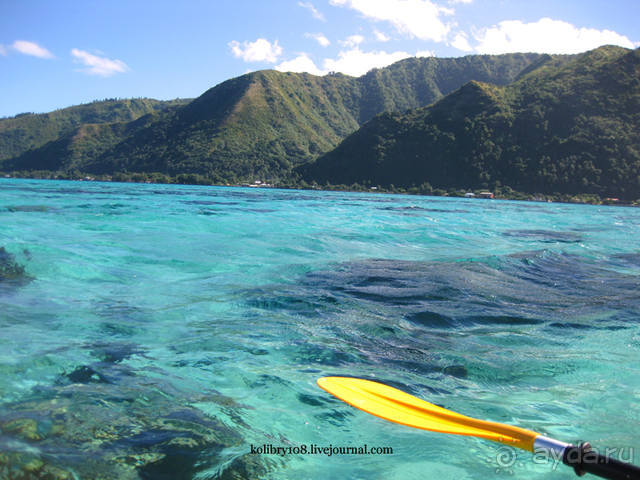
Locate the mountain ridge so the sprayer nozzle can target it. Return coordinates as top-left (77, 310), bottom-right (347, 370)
top-left (3, 47), bottom-right (637, 200)
top-left (1, 52), bottom-right (548, 181)
top-left (299, 45), bottom-right (640, 199)
top-left (0, 98), bottom-right (190, 163)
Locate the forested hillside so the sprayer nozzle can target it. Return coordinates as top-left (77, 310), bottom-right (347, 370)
top-left (299, 46), bottom-right (640, 199)
top-left (1, 53), bottom-right (544, 182)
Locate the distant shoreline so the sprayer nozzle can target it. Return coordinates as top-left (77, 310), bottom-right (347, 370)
top-left (2, 173), bottom-right (636, 208)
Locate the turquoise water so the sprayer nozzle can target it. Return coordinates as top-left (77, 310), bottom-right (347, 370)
top-left (1, 178), bottom-right (639, 479)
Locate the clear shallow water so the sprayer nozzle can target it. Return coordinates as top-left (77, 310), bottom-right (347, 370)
top-left (1, 178), bottom-right (639, 479)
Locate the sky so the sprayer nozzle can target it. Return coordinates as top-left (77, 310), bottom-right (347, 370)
top-left (1, 0), bottom-right (638, 117)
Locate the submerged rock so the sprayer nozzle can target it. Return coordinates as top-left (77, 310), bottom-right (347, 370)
top-left (0, 358), bottom-right (271, 480)
top-left (0, 246), bottom-right (30, 283)
top-left (64, 365), bottom-right (111, 384)
top-left (6, 205), bottom-right (50, 213)
top-left (243, 251), bottom-right (640, 393)
top-left (0, 417), bottom-right (44, 441)
top-left (502, 229), bottom-right (582, 243)
top-left (90, 342), bottom-right (146, 364)
top-left (0, 452), bottom-right (73, 480)
top-left (443, 365), bottom-right (468, 378)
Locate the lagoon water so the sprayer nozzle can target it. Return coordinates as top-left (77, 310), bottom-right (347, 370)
top-left (1, 178), bottom-right (639, 479)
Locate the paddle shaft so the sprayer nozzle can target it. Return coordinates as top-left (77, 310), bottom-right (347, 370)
top-left (561, 443), bottom-right (640, 480)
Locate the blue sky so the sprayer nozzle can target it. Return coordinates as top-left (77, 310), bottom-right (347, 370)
top-left (1, 0), bottom-right (638, 117)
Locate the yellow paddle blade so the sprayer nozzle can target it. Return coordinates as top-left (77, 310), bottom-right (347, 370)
top-left (317, 377), bottom-right (539, 451)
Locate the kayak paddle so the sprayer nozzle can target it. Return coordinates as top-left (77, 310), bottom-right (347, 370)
top-left (317, 377), bottom-right (640, 480)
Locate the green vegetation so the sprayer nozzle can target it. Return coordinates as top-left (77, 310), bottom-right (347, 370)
top-left (2, 47), bottom-right (638, 202)
top-left (0, 98), bottom-right (189, 163)
top-left (1, 53), bottom-right (544, 183)
top-left (300, 46), bottom-right (640, 200)
top-left (355, 52), bottom-right (554, 123)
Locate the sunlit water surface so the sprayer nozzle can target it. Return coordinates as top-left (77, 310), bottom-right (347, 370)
top-left (1, 179), bottom-right (639, 479)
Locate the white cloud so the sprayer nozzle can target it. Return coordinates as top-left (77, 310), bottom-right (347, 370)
top-left (0, 44), bottom-right (6, 56)
top-left (340, 34), bottom-right (365, 48)
top-left (323, 47), bottom-right (411, 76)
top-left (474, 18), bottom-right (636, 54)
top-left (229, 38), bottom-right (283, 63)
top-left (12, 40), bottom-right (54, 59)
top-left (451, 32), bottom-right (472, 51)
top-left (276, 53), bottom-right (325, 75)
top-left (299, 1), bottom-right (326, 21)
top-left (305, 32), bottom-right (331, 47)
top-left (374, 30), bottom-right (390, 42)
top-left (330, 0), bottom-right (453, 42)
top-left (416, 49), bottom-right (435, 57)
top-left (71, 48), bottom-right (128, 76)
top-left (275, 46), bottom-right (412, 77)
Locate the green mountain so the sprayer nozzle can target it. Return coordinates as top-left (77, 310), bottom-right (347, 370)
top-left (87, 71), bottom-right (363, 181)
top-left (1, 53), bottom-right (545, 181)
top-left (0, 98), bottom-right (189, 164)
top-left (299, 46), bottom-right (640, 199)
top-left (5, 114), bottom-right (162, 174)
top-left (355, 52), bottom-right (562, 123)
